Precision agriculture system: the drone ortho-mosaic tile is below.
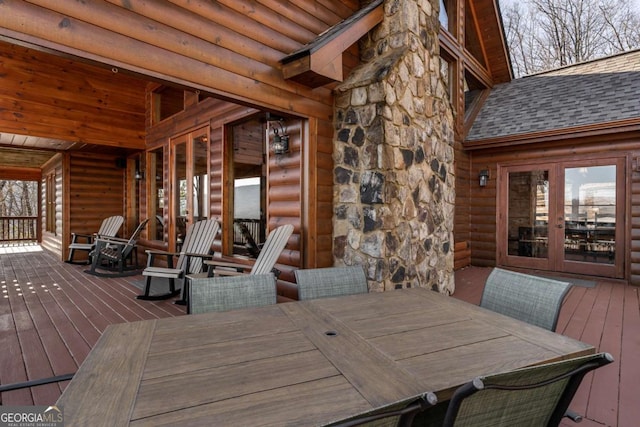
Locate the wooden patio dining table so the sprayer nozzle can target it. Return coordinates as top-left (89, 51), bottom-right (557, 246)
top-left (56, 287), bottom-right (594, 426)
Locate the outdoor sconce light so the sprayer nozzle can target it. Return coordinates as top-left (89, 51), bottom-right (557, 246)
top-left (479, 169), bottom-right (489, 187)
top-left (268, 116), bottom-right (289, 155)
top-left (134, 160), bottom-right (144, 181)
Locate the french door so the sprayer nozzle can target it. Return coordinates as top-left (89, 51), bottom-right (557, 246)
top-left (170, 127), bottom-right (209, 251)
top-left (498, 157), bottom-right (625, 278)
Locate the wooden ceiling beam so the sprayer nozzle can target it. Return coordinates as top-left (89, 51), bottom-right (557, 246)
top-left (0, 0), bottom-right (333, 120)
top-left (281, 0), bottom-right (383, 88)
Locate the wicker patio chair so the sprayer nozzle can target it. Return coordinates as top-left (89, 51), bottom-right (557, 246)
top-left (480, 268), bottom-right (571, 331)
top-left (295, 265), bottom-right (369, 300)
top-left (188, 273), bottom-right (277, 314)
top-left (66, 215), bottom-right (123, 264)
top-left (440, 352), bottom-right (614, 427)
top-left (138, 218), bottom-right (220, 300)
top-left (329, 392), bottom-right (437, 427)
top-left (86, 218), bottom-right (149, 277)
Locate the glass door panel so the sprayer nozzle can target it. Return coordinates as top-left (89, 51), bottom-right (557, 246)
top-left (500, 158), bottom-right (624, 278)
top-left (507, 170), bottom-right (549, 259)
top-left (563, 166), bottom-right (616, 265)
top-left (170, 127), bottom-right (210, 251)
top-left (502, 166), bottom-right (554, 270)
top-left (172, 138), bottom-right (188, 249)
top-left (192, 132), bottom-right (209, 221)
top-left (560, 159), bottom-right (624, 278)
top-left (148, 147), bottom-right (166, 243)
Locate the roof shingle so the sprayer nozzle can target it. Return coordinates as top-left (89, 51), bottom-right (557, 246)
top-left (466, 50), bottom-right (640, 142)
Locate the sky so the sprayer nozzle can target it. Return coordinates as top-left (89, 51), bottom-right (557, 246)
top-left (499, 0), bottom-right (640, 10)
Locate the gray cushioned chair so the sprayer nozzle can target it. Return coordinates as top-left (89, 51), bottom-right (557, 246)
top-left (188, 273), bottom-right (277, 314)
top-left (295, 265), bottom-right (368, 300)
top-left (480, 267), bottom-right (571, 331)
top-left (441, 352), bottom-right (613, 427)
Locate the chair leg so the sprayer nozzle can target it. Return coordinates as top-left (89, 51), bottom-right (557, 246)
top-left (174, 279), bottom-right (189, 307)
top-left (65, 248), bottom-right (91, 265)
top-left (565, 409), bottom-right (583, 423)
top-left (136, 276), bottom-right (182, 301)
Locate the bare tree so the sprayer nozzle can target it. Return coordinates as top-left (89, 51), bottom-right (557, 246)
top-left (501, 0), bottom-right (640, 77)
top-left (0, 180), bottom-right (38, 240)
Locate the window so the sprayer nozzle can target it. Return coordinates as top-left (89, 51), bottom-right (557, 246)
top-left (171, 128), bottom-right (209, 249)
top-left (225, 116), bottom-right (266, 257)
top-left (439, 0), bottom-right (456, 35)
top-left (464, 70), bottom-right (486, 120)
top-left (46, 173), bottom-right (55, 233)
top-left (148, 147), bottom-right (166, 242)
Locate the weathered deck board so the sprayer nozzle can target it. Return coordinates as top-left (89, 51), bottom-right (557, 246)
top-left (1, 249), bottom-right (637, 427)
top-left (1, 246), bottom-right (183, 405)
top-left (455, 266), bottom-right (636, 427)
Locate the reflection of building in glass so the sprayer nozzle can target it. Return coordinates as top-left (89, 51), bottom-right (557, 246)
top-left (564, 182), bottom-right (616, 225)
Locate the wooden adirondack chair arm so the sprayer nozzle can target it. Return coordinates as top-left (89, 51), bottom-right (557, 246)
top-left (145, 249), bottom-right (180, 268)
top-left (203, 259), bottom-right (252, 275)
top-left (95, 236), bottom-right (129, 245)
top-left (70, 232), bottom-right (96, 243)
top-left (183, 252), bottom-right (215, 260)
top-left (204, 259), bottom-right (251, 270)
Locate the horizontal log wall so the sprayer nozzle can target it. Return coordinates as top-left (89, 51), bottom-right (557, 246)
top-left (267, 119), bottom-right (303, 281)
top-left (0, 41), bottom-right (146, 149)
top-left (40, 155), bottom-right (63, 256)
top-left (63, 153), bottom-right (125, 261)
top-left (455, 136), bottom-right (472, 269)
top-left (469, 134), bottom-right (640, 284)
top-left (0, 0), bottom-right (364, 273)
top-left (0, 0), bottom-right (350, 119)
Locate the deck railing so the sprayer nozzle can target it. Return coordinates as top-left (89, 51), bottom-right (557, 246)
top-left (0, 216), bottom-right (38, 243)
top-left (233, 218), bottom-right (265, 246)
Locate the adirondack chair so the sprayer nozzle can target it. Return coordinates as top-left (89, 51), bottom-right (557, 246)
top-left (202, 223), bottom-right (293, 278)
top-left (138, 218), bottom-right (220, 300)
top-left (180, 224), bottom-right (294, 307)
top-left (66, 215), bottom-right (124, 265)
top-left (86, 218), bottom-right (149, 277)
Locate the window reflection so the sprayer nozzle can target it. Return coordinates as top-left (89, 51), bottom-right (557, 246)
top-left (439, 0), bottom-right (449, 31)
top-left (564, 166), bottom-right (616, 264)
top-left (508, 170), bottom-right (549, 258)
top-left (148, 148), bottom-right (165, 242)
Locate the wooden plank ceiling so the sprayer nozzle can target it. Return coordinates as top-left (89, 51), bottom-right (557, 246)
top-left (0, 0), bottom-right (364, 170)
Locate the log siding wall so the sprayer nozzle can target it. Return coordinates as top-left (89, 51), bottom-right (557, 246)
top-left (40, 155), bottom-right (63, 255)
top-left (469, 135), bottom-right (640, 284)
top-left (62, 153), bottom-right (125, 262)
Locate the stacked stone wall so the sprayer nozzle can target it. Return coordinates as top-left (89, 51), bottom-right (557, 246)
top-left (333, 0), bottom-right (455, 294)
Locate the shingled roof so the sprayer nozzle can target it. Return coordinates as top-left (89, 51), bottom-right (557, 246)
top-left (466, 49), bottom-right (640, 142)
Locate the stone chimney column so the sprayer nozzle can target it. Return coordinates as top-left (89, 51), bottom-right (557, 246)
top-left (333, 0), bottom-right (455, 294)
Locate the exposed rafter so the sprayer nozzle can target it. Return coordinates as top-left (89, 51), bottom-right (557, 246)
top-left (281, 0), bottom-right (384, 88)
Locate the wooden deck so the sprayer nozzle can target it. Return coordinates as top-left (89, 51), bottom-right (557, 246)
top-left (1, 246), bottom-right (638, 427)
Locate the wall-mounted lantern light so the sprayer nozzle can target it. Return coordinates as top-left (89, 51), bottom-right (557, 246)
top-left (267, 114), bottom-right (289, 155)
top-left (479, 169), bottom-right (489, 187)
